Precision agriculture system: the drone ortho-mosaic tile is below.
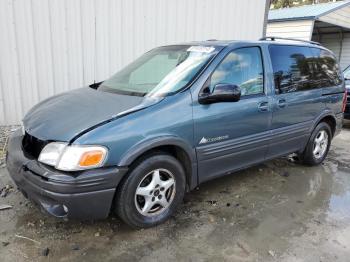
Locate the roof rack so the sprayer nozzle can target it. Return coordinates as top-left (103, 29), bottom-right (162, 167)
top-left (259, 36), bottom-right (321, 46)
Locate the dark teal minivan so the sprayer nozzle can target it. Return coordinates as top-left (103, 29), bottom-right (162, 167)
top-left (6, 37), bottom-right (347, 228)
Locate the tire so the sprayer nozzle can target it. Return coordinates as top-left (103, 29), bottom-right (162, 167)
top-left (115, 153), bottom-right (186, 228)
top-left (299, 122), bottom-right (332, 166)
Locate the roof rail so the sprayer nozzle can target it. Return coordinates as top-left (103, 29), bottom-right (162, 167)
top-left (259, 36), bottom-right (321, 46)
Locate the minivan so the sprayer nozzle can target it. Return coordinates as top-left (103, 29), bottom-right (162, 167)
top-left (6, 37), bottom-right (347, 228)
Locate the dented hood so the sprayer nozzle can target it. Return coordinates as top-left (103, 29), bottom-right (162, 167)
top-left (23, 87), bottom-right (161, 141)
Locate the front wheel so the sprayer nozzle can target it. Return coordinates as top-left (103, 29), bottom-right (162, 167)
top-left (115, 153), bottom-right (186, 228)
top-left (299, 122), bottom-right (332, 166)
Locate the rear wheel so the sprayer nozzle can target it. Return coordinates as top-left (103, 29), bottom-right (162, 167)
top-left (299, 122), bottom-right (332, 166)
top-left (115, 153), bottom-right (186, 228)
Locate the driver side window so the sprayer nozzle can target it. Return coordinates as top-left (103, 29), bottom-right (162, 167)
top-left (209, 47), bottom-right (264, 96)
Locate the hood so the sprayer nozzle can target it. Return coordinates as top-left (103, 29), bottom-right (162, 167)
top-left (23, 87), bottom-right (161, 141)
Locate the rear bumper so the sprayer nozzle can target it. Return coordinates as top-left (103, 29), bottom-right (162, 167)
top-left (6, 130), bottom-right (128, 220)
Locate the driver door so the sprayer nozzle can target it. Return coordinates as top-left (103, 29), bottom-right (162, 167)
top-left (192, 47), bottom-right (272, 182)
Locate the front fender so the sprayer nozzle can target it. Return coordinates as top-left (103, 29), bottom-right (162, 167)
top-left (118, 135), bottom-right (198, 190)
top-left (73, 90), bottom-right (196, 187)
top-left (118, 135), bottom-right (196, 166)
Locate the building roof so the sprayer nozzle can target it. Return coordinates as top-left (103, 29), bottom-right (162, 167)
top-left (268, 0), bottom-right (350, 22)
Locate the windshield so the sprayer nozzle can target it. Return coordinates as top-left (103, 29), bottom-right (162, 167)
top-left (98, 45), bottom-right (218, 97)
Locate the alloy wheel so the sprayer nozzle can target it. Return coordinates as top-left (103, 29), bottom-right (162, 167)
top-left (313, 130), bottom-right (329, 159)
top-left (134, 168), bottom-right (176, 217)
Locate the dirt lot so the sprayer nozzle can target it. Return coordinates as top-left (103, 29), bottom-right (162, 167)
top-left (0, 123), bottom-right (350, 262)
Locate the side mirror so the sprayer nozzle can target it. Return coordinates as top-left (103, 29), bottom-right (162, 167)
top-left (199, 83), bottom-right (241, 104)
top-left (89, 81), bottom-right (102, 89)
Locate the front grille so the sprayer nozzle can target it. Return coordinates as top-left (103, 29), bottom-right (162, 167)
top-left (22, 132), bottom-right (49, 159)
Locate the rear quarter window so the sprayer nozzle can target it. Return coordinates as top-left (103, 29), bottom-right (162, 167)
top-left (310, 48), bottom-right (342, 88)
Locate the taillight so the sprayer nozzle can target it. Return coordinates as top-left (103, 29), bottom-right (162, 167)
top-left (343, 89), bottom-right (348, 113)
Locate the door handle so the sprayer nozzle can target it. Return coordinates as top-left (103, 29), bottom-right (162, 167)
top-left (277, 99), bottom-right (287, 108)
top-left (258, 101), bottom-right (269, 112)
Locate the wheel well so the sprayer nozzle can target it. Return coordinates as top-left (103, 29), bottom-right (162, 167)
top-left (127, 145), bottom-right (193, 191)
top-left (318, 115), bottom-right (336, 136)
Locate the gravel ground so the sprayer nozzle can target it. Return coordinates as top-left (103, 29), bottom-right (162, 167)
top-left (0, 126), bottom-right (20, 167)
top-left (0, 123), bottom-right (349, 261)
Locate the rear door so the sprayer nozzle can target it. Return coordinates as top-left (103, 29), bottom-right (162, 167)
top-left (267, 45), bottom-right (326, 158)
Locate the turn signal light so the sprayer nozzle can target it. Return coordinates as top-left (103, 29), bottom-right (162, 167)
top-left (79, 150), bottom-right (105, 167)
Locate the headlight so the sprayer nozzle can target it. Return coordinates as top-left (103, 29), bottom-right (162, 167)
top-left (38, 142), bottom-right (67, 166)
top-left (57, 145), bottom-right (108, 171)
top-left (38, 142), bottom-right (108, 171)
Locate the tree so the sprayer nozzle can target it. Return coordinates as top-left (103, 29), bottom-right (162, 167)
top-left (270, 0), bottom-right (342, 9)
top-left (271, 0), bottom-right (292, 9)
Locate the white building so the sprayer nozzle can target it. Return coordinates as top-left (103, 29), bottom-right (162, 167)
top-left (267, 1), bottom-right (350, 69)
top-left (0, 0), bottom-right (269, 125)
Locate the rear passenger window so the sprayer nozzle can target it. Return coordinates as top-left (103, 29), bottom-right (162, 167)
top-left (269, 45), bottom-right (314, 94)
top-left (209, 47), bottom-right (264, 96)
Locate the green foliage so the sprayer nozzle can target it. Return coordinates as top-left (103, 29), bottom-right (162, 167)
top-left (270, 0), bottom-right (342, 9)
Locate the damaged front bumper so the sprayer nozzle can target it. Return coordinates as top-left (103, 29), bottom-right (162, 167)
top-left (6, 130), bottom-right (128, 220)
